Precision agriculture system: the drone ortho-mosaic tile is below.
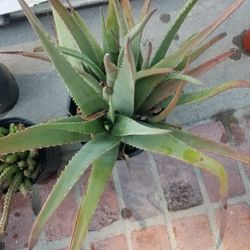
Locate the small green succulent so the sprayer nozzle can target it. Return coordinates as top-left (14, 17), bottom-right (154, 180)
top-left (0, 124), bottom-right (40, 237)
top-left (0, 0), bottom-right (250, 249)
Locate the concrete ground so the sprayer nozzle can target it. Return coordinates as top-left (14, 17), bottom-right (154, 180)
top-left (0, 0), bottom-right (250, 249)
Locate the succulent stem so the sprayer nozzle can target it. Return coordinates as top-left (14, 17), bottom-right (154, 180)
top-left (0, 173), bottom-right (22, 238)
top-left (0, 167), bottom-right (18, 188)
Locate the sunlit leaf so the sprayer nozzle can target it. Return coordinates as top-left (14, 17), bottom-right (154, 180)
top-left (120, 0), bottom-right (134, 29)
top-left (111, 0), bottom-right (129, 37)
top-left (52, 4), bottom-right (82, 69)
top-left (111, 115), bottom-right (169, 136)
top-left (151, 0), bottom-right (198, 66)
top-left (176, 32), bottom-right (227, 70)
top-left (0, 123), bottom-right (90, 154)
top-left (103, 0), bottom-right (119, 64)
top-left (112, 39), bottom-right (136, 116)
top-left (123, 134), bottom-right (228, 203)
top-left (154, 123), bottom-right (250, 165)
top-left (18, 0), bottom-right (107, 116)
top-left (161, 80), bottom-right (250, 107)
top-left (59, 46), bottom-right (106, 80)
top-left (154, 0), bottom-right (245, 69)
top-left (49, 0), bottom-right (104, 67)
top-left (28, 135), bottom-right (121, 250)
top-left (142, 49), bottom-right (235, 111)
top-left (69, 145), bottom-right (119, 250)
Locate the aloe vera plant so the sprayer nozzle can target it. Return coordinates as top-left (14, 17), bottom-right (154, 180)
top-left (0, 0), bottom-right (250, 249)
top-left (0, 123), bottom-right (40, 237)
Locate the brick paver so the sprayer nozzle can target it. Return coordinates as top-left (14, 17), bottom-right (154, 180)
top-left (190, 121), bottom-right (227, 143)
top-left (190, 121), bottom-right (246, 202)
top-left (88, 178), bottom-right (120, 231)
top-left (216, 203), bottom-right (250, 250)
top-left (2, 193), bottom-right (35, 250)
top-left (202, 154), bottom-right (245, 202)
top-left (116, 152), bottom-right (162, 221)
top-left (131, 225), bottom-right (171, 250)
top-left (172, 215), bottom-right (214, 250)
top-left (92, 235), bottom-right (128, 250)
top-left (154, 154), bottom-right (203, 211)
top-left (37, 178), bottom-right (78, 241)
top-left (79, 169), bottom-right (120, 231)
top-left (227, 112), bottom-right (250, 179)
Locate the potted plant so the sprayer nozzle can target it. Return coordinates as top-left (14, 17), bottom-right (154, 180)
top-left (0, 64), bottom-right (19, 114)
top-left (0, 117), bottom-right (61, 238)
top-left (0, 0), bottom-right (250, 249)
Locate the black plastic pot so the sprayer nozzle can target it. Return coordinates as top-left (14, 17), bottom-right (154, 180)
top-left (67, 97), bottom-right (77, 117)
top-left (117, 144), bottom-right (142, 160)
top-left (0, 117), bottom-right (61, 184)
top-left (0, 64), bottom-right (19, 114)
top-left (67, 97), bottom-right (142, 159)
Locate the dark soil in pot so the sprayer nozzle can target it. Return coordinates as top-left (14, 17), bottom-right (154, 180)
top-left (68, 96), bottom-right (78, 117)
top-left (0, 117), bottom-right (61, 185)
top-left (67, 97), bottom-right (142, 159)
top-left (0, 64), bottom-right (19, 114)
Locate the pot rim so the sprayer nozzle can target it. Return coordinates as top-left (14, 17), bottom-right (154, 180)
top-left (0, 117), bottom-right (48, 184)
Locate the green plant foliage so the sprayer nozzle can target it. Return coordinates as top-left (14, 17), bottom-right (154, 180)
top-left (69, 145), bottom-right (119, 249)
top-left (28, 135), bottom-right (121, 249)
top-left (150, 0), bottom-right (198, 66)
top-left (0, 0), bottom-right (248, 249)
top-left (122, 133), bottom-right (228, 201)
top-left (141, 49), bottom-right (237, 111)
top-left (50, 0), bottom-right (104, 67)
top-left (112, 39), bottom-right (136, 116)
top-left (0, 124), bottom-right (41, 237)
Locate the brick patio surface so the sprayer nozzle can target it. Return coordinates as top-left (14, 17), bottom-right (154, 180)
top-left (2, 108), bottom-right (250, 250)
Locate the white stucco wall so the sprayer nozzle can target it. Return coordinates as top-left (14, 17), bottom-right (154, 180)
top-left (0, 0), bottom-right (106, 15)
top-left (0, 0), bottom-right (47, 15)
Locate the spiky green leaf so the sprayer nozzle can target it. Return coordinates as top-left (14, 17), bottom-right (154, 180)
top-left (103, 54), bottom-right (118, 87)
top-left (141, 41), bottom-right (152, 69)
top-left (28, 135), bottom-right (121, 250)
top-left (0, 122), bottom-right (91, 154)
top-left (49, 0), bottom-right (104, 67)
top-left (154, 0), bottom-right (245, 69)
top-left (149, 81), bottom-right (185, 123)
top-left (163, 72), bottom-right (202, 85)
top-left (112, 39), bottom-right (136, 117)
top-left (176, 32), bottom-right (227, 70)
top-left (136, 68), bottom-right (173, 81)
top-left (139, 0), bottom-right (151, 20)
top-left (111, 0), bottom-right (129, 37)
top-left (102, 1), bottom-right (119, 64)
top-left (117, 9), bottom-right (156, 68)
top-left (44, 120), bottom-right (105, 134)
top-left (123, 134), bottom-right (228, 202)
top-left (47, 116), bottom-right (84, 123)
top-left (161, 80), bottom-right (250, 107)
top-left (151, 0), bottom-right (198, 66)
top-left (111, 115), bottom-right (169, 136)
top-left (142, 49), bottom-right (235, 111)
top-left (0, 50), bottom-right (50, 62)
top-left (59, 46), bottom-right (106, 80)
top-left (120, 0), bottom-right (134, 29)
top-left (128, 9), bottom-right (156, 67)
top-left (18, 0), bottom-right (107, 116)
top-left (52, 5), bottom-right (82, 69)
top-left (153, 125), bottom-right (250, 165)
top-left (69, 145), bottom-right (119, 250)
